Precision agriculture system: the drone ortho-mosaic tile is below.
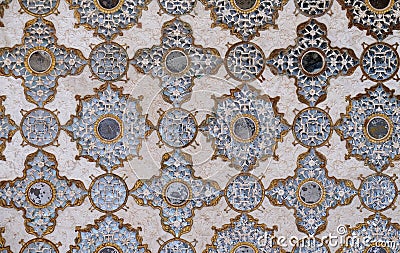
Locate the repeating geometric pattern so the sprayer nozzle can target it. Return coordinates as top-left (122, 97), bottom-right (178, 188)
top-left (200, 84), bottom-right (290, 171)
top-left (338, 0), bottom-right (400, 41)
top-left (67, 0), bottom-right (151, 40)
top-left (0, 150), bottom-right (87, 237)
top-left (131, 150), bottom-right (222, 237)
top-left (266, 149), bottom-right (357, 236)
top-left (267, 19), bottom-right (359, 106)
top-left (1, 0), bottom-right (400, 250)
top-left (68, 214), bottom-right (150, 253)
top-left (200, 0), bottom-right (288, 41)
top-left (64, 83), bottom-right (149, 171)
top-left (0, 18), bottom-right (87, 106)
top-left (335, 83), bottom-right (400, 172)
top-left (132, 18), bottom-right (222, 106)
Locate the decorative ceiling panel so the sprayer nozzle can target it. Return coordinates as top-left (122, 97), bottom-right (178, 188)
top-left (0, 0), bottom-right (400, 252)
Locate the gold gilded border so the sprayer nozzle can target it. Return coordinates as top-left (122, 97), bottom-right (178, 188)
top-left (295, 178), bottom-right (326, 208)
top-left (25, 179), bottom-right (57, 208)
top-left (230, 242), bottom-right (258, 253)
top-left (24, 46), bottom-right (56, 76)
top-left (19, 238), bottom-right (59, 253)
top-left (18, 0), bottom-right (60, 17)
top-left (363, 113), bottom-right (393, 144)
top-left (334, 83), bottom-right (400, 172)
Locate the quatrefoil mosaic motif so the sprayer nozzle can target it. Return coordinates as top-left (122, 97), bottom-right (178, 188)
top-left (67, 0), bottom-right (151, 40)
top-left (68, 214), bottom-right (150, 253)
top-left (64, 83), bottom-right (149, 171)
top-left (267, 19), bottom-right (359, 106)
top-left (266, 149), bottom-right (357, 236)
top-left (0, 150), bottom-right (87, 237)
top-left (200, 0), bottom-right (288, 41)
top-left (0, 18), bottom-right (87, 106)
top-left (200, 84), bottom-right (290, 171)
top-left (130, 150), bottom-right (222, 237)
top-left (335, 83), bottom-right (400, 172)
top-left (132, 18), bottom-right (222, 106)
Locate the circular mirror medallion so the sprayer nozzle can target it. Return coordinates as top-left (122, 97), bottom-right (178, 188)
top-left (230, 0), bottom-right (260, 13)
top-left (95, 244), bottom-right (122, 253)
top-left (300, 49), bottom-right (326, 76)
top-left (94, 114), bottom-right (123, 143)
top-left (366, 0), bottom-right (394, 13)
top-left (231, 243), bottom-right (258, 253)
top-left (164, 49), bottom-right (189, 75)
top-left (95, 0), bottom-right (124, 13)
top-left (27, 180), bottom-right (55, 207)
top-left (297, 179), bottom-right (325, 207)
top-left (163, 181), bottom-right (191, 207)
top-left (25, 48), bottom-right (55, 75)
top-left (364, 114), bottom-right (392, 143)
top-left (230, 114), bottom-right (259, 143)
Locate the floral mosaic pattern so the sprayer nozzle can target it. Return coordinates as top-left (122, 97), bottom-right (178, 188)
top-left (0, 96), bottom-right (17, 160)
top-left (337, 213), bottom-right (400, 252)
top-left (130, 150), bottom-right (222, 237)
top-left (0, 150), bottom-right (87, 237)
top-left (294, 0), bottom-right (332, 17)
top-left (158, 0), bottom-right (196, 15)
top-left (266, 149), bottom-right (357, 236)
top-left (338, 0), bottom-right (400, 41)
top-left (64, 83), bottom-right (149, 171)
top-left (132, 18), bottom-right (222, 106)
top-left (67, 0), bottom-right (151, 40)
top-left (200, 84), bottom-right (290, 171)
top-left (200, 0), bottom-right (288, 41)
top-left (267, 19), bottom-right (358, 106)
top-left (335, 83), bottom-right (400, 172)
top-left (204, 213), bottom-right (284, 253)
top-left (68, 214), bottom-right (150, 253)
top-left (0, 18), bottom-right (86, 106)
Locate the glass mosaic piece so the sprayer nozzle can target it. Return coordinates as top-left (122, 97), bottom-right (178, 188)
top-left (266, 149), bottom-right (357, 236)
top-left (130, 150), bottom-right (222, 237)
top-left (204, 213), bottom-right (284, 253)
top-left (0, 150), bottom-right (87, 237)
top-left (200, 0), bottom-right (288, 41)
top-left (267, 19), bottom-right (359, 106)
top-left (335, 83), bottom-right (400, 172)
top-left (67, 0), bottom-right (151, 40)
top-left (132, 18), bottom-right (222, 106)
top-left (68, 214), bottom-right (150, 253)
top-left (0, 18), bottom-right (87, 106)
top-left (200, 84), bottom-right (290, 171)
top-left (64, 83), bottom-right (149, 172)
